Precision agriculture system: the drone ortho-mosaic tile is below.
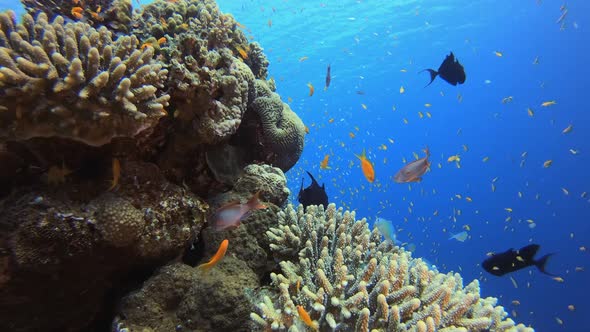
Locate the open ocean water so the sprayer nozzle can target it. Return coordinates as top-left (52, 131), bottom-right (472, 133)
top-left (2, 0), bottom-right (588, 331)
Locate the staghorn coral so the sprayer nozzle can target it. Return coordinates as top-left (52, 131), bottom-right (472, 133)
top-left (251, 204), bottom-right (534, 332)
top-left (20, 0), bottom-right (133, 34)
top-left (0, 12), bottom-right (169, 146)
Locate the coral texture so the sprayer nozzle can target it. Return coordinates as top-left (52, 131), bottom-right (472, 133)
top-left (0, 12), bottom-right (169, 146)
top-left (251, 204), bottom-right (534, 332)
top-left (0, 161), bottom-right (206, 331)
top-left (245, 79), bottom-right (306, 171)
top-left (131, 0), bottom-right (256, 145)
top-left (115, 258), bottom-right (259, 332)
top-left (113, 164), bottom-right (291, 332)
top-left (20, 0), bottom-right (133, 34)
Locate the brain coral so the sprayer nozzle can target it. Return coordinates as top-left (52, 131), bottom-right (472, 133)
top-left (245, 79), bottom-right (306, 171)
top-left (252, 204), bottom-right (534, 332)
top-left (0, 12), bottom-right (169, 146)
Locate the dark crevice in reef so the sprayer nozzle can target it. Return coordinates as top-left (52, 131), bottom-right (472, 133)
top-left (86, 265), bottom-right (160, 332)
top-left (181, 230), bottom-right (206, 267)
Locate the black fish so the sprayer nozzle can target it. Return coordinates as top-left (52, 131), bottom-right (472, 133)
top-left (297, 171), bottom-right (328, 208)
top-left (325, 64), bottom-right (331, 90)
top-left (482, 244), bottom-right (555, 277)
top-left (421, 52), bottom-right (466, 87)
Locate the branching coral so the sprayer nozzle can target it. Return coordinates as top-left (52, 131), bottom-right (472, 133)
top-left (252, 204), bottom-right (534, 332)
top-left (0, 12), bottom-right (169, 146)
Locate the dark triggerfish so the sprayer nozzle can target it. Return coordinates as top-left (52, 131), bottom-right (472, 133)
top-left (298, 171), bottom-right (328, 208)
top-left (394, 148), bottom-right (430, 183)
top-left (482, 244), bottom-right (555, 277)
top-left (421, 52), bottom-right (466, 87)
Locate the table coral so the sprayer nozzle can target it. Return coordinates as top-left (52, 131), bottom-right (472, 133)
top-left (252, 204), bottom-right (534, 332)
top-left (0, 12), bottom-right (169, 146)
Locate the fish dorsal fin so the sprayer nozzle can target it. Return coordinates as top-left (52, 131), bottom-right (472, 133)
top-left (306, 171), bottom-right (320, 187)
top-left (217, 199), bottom-right (241, 210)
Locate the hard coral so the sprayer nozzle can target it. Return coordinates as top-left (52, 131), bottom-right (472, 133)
top-left (0, 12), bottom-right (169, 146)
top-left (252, 204), bottom-right (534, 332)
top-left (20, 0), bottom-right (133, 34)
top-left (241, 79), bottom-right (306, 172)
top-left (132, 0), bottom-right (259, 144)
top-left (0, 161), bottom-right (207, 331)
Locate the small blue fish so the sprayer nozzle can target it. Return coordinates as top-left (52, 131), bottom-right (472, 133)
top-left (449, 231), bottom-right (468, 242)
top-left (374, 217), bottom-right (402, 246)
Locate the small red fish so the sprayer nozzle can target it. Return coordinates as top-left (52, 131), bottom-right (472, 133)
top-left (211, 192), bottom-right (267, 231)
top-left (394, 147), bottom-right (431, 183)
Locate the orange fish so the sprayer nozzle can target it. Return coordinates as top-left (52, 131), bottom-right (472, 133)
top-left (355, 149), bottom-right (375, 183)
top-left (197, 239), bottom-right (228, 272)
top-left (140, 42), bottom-right (153, 50)
top-left (307, 82), bottom-right (314, 96)
top-left (394, 147), bottom-right (431, 183)
top-left (108, 158), bottom-right (121, 191)
top-left (320, 154), bottom-right (331, 169)
top-left (211, 192), bottom-right (267, 231)
top-left (71, 7), bottom-right (84, 19)
top-left (296, 305), bottom-right (318, 330)
top-left (157, 37), bottom-right (167, 45)
top-left (235, 45), bottom-right (248, 59)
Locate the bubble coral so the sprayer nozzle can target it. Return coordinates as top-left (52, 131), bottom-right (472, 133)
top-left (0, 12), bottom-right (169, 146)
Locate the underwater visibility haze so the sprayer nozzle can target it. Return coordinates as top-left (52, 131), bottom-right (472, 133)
top-left (1, 0), bottom-right (589, 331)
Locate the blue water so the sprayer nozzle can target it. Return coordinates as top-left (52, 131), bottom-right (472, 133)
top-left (3, 0), bottom-right (589, 331)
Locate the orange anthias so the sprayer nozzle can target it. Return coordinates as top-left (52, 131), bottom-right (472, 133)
top-left (197, 239), bottom-right (228, 272)
top-left (320, 154), bottom-right (331, 169)
top-left (296, 305), bottom-right (318, 331)
top-left (355, 149), bottom-right (375, 183)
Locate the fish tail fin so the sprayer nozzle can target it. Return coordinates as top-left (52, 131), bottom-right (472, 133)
top-left (535, 253), bottom-right (556, 276)
top-left (197, 262), bottom-right (213, 274)
top-left (247, 190), bottom-right (267, 210)
top-left (420, 69), bottom-right (438, 87)
top-left (355, 149), bottom-right (366, 160)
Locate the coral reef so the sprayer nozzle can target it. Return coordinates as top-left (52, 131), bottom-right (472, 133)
top-left (203, 163), bottom-right (289, 275)
top-left (131, 0), bottom-right (256, 145)
top-left (20, 0), bottom-right (133, 34)
top-left (115, 257), bottom-right (258, 332)
top-left (0, 12), bottom-right (169, 146)
top-left (114, 165), bottom-right (291, 331)
top-left (0, 161), bottom-right (207, 331)
top-left (242, 79), bottom-right (306, 171)
top-left (251, 204), bottom-right (534, 332)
